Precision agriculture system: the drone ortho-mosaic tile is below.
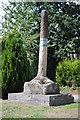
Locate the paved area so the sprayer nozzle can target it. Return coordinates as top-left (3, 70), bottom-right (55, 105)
top-left (73, 95), bottom-right (80, 100)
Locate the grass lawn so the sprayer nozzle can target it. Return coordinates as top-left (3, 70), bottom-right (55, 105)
top-left (1, 99), bottom-right (80, 118)
top-left (60, 86), bottom-right (80, 95)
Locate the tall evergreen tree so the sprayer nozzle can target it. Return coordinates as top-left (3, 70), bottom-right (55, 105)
top-left (2, 30), bottom-right (33, 99)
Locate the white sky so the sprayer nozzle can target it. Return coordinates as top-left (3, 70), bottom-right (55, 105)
top-left (0, 0), bottom-right (9, 21)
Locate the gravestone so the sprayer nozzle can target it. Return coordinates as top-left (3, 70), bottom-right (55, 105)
top-left (8, 10), bottom-right (74, 106)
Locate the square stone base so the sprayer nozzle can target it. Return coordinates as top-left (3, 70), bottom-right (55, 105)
top-left (23, 77), bottom-right (60, 95)
top-left (8, 93), bottom-right (74, 106)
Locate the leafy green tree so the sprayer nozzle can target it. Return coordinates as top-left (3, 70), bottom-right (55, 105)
top-left (56, 57), bottom-right (80, 87)
top-left (2, 30), bottom-right (33, 99)
top-left (1, 2), bottom-right (80, 80)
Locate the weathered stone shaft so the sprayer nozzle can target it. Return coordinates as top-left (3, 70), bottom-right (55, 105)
top-left (37, 10), bottom-right (48, 77)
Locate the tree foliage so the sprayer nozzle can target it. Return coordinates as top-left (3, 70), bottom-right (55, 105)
top-left (1, 2), bottom-right (80, 80)
top-left (56, 57), bottom-right (80, 87)
top-left (2, 30), bottom-right (33, 99)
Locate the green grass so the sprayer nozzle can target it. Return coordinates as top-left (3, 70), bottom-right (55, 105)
top-left (1, 99), bottom-right (79, 118)
top-left (60, 86), bottom-right (71, 94)
top-left (60, 86), bottom-right (80, 95)
top-left (2, 102), bottom-right (45, 118)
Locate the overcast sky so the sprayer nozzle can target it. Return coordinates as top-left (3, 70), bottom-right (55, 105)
top-left (0, 0), bottom-right (9, 21)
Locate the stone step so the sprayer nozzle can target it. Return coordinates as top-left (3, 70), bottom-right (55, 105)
top-left (8, 93), bottom-right (74, 106)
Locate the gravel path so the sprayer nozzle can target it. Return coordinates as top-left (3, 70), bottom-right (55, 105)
top-left (73, 95), bottom-right (80, 100)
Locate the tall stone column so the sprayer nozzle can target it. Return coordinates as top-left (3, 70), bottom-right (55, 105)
top-left (37, 10), bottom-right (48, 77)
top-left (23, 10), bottom-right (59, 95)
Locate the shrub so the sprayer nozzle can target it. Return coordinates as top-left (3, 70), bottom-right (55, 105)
top-left (2, 30), bottom-right (33, 99)
top-left (0, 41), bottom-right (1, 75)
top-left (56, 57), bottom-right (80, 87)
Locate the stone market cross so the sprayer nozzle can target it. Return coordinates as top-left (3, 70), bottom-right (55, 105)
top-left (8, 10), bottom-right (74, 106)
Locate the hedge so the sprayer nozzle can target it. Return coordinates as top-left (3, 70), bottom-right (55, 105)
top-left (56, 57), bottom-right (80, 87)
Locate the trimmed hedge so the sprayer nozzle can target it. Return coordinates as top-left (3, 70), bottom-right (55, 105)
top-left (56, 57), bottom-right (80, 87)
